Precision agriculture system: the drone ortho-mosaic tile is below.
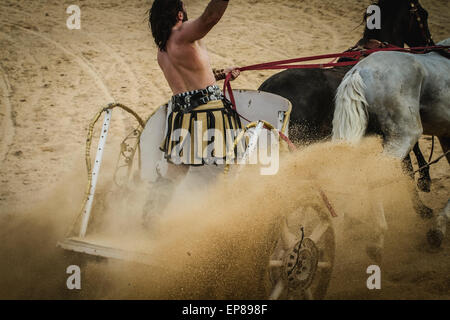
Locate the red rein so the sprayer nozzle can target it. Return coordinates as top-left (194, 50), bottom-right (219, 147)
top-left (223, 45), bottom-right (450, 148)
top-left (223, 45), bottom-right (450, 112)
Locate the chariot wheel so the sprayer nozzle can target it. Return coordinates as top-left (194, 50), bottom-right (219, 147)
top-left (265, 202), bottom-right (335, 300)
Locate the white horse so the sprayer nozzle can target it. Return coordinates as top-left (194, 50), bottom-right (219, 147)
top-left (332, 38), bottom-right (450, 255)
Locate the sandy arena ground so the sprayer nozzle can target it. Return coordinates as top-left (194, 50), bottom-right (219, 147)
top-left (0, 0), bottom-right (449, 299)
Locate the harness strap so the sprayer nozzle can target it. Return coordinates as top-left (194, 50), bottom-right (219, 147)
top-left (223, 45), bottom-right (450, 111)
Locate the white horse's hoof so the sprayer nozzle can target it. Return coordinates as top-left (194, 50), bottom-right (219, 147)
top-left (417, 204), bottom-right (434, 220)
top-left (427, 229), bottom-right (444, 248)
top-left (417, 177), bottom-right (431, 193)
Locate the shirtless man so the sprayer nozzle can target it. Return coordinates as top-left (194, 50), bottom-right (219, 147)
top-left (149, 0), bottom-right (242, 166)
top-left (145, 0), bottom-right (243, 224)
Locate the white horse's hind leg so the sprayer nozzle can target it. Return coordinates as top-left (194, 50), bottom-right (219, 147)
top-left (382, 132), bottom-right (422, 161)
top-left (427, 200), bottom-right (450, 248)
top-left (369, 87), bottom-right (423, 160)
top-left (378, 106), bottom-right (433, 218)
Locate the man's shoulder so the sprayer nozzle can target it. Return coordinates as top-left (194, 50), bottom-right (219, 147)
top-left (171, 21), bottom-right (196, 41)
top-left (168, 28), bottom-right (199, 51)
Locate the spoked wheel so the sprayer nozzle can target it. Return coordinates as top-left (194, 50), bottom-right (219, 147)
top-left (265, 203), bottom-right (335, 300)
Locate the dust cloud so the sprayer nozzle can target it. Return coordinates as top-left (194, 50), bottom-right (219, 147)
top-left (0, 137), bottom-right (426, 299)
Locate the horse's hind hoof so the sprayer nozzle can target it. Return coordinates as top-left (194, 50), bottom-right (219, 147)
top-left (427, 229), bottom-right (444, 248)
top-left (418, 205), bottom-right (433, 220)
top-left (417, 177), bottom-right (431, 193)
top-left (366, 245), bottom-right (383, 264)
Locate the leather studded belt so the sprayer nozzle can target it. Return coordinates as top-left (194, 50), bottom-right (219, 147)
top-left (171, 85), bottom-right (225, 113)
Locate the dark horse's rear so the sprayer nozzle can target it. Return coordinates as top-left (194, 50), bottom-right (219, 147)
top-left (259, 66), bottom-right (349, 144)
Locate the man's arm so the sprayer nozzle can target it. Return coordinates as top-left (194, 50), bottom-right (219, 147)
top-left (176, 0), bottom-right (229, 43)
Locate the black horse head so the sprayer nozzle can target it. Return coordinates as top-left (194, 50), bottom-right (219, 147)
top-left (363, 0), bottom-right (433, 47)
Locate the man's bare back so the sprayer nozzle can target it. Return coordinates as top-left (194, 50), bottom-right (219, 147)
top-left (158, 38), bottom-right (215, 95)
top-left (155, 0), bottom-right (229, 95)
top-left (149, 0), bottom-right (243, 167)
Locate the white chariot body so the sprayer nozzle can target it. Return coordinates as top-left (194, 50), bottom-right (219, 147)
top-left (58, 89), bottom-right (336, 300)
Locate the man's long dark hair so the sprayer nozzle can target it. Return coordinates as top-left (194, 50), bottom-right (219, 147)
top-left (149, 0), bottom-right (185, 51)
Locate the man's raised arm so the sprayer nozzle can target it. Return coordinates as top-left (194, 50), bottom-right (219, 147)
top-left (177, 0), bottom-right (229, 43)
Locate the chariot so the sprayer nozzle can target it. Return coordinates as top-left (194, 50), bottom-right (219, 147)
top-left (58, 89), bottom-right (336, 300)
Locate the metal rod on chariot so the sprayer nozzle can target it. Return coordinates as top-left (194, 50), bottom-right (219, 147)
top-left (79, 109), bottom-right (112, 237)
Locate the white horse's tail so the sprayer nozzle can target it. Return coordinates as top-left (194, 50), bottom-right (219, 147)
top-left (332, 69), bottom-right (368, 143)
